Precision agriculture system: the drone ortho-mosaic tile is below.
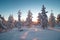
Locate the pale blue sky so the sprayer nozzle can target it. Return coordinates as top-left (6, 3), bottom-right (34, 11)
top-left (0, 0), bottom-right (60, 21)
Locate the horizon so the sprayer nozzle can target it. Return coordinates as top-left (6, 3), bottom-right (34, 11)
top-left (0, 0), bottom-right (60, 22)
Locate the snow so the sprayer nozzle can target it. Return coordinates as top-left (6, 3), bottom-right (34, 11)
top-left (0, 26), bottom-right (60, 40)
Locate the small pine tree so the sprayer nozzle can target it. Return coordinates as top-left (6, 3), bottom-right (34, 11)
top-left (57, 14), bottom-right (60, 26)
top-left (0, 14), bottom-right (7, 29)
top-left (17, 10), bottom-right (21, 22)
top-left (0, 15), bottom-right (3, 29)
top-left (37, 13), bottom-right (42, 25)
top-left (7, 14), bottom-right (14, 29)
top-left (49, 13), bottom-right (56, 27)
top-left (17, 10), bottom-right (21, 28)
top-left (26, 10), bottom-right (32, 27)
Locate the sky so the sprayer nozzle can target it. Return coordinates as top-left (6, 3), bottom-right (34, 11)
top-left (0, 0), bottom-right (60, 22)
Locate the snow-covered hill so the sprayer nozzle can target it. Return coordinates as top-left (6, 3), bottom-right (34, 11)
top-left (0, 26), bottom-right (60, 40)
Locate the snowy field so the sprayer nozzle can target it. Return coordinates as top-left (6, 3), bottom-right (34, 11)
top-left (0, 25), bottom-right (60, 40)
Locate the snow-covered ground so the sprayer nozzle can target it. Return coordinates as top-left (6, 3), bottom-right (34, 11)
top-left (0, 25), bottom-right (60, 40)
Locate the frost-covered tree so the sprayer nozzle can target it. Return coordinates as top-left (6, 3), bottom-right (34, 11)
top-left (8, 15), bottom-right (14, 22)
top-left (0, 15), bottom-right (4, 29)
top-left (37, 13), bottom-right (42, 25)
top-left (57, 14), bottom-right (60, 26)
top-left (26, 10), bottom-right (32, 27)
top-left (0, 14), bottom-right (7, 30)
top-left (49, 12), bottom-right (56, 27)
top-left (16, 10), bottom-right (22, 28)
top-left (41, 5), bottom-right (48, 29)
top-left (7, 14), bottom-right (14, 29)
top-left (18, 10), bottom-right (21, 22)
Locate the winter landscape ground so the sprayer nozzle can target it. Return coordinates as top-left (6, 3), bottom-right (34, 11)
top-left (0, 25), bottom-right (60, 40)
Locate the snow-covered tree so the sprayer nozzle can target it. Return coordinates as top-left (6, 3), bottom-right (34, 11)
top-left (49, 12), bottom-right (56, 27)
top-left (26, 10), bottom-right (32, 27)
top-left (8, 15), bottom-right (14, 22)
top-left (16, 10), bottom-right (22, 28)
top-left (18, 10), bottom-right (21, 22)
top-left (7, 14), bottom-right (14, 29)
top-left (57, 14), bottom-right (60, 26)
top-left (37, 13), bottom-right (42, 25)
top-left (0, 14), bottom-right (7, 31)
top-left (41, 5), bottom-right (48, 29)
top-left (0, 14), bottom-right (4, 29)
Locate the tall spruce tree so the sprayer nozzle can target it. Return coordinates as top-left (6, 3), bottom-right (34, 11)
top-left (41, 5), bottom-right (48, 29)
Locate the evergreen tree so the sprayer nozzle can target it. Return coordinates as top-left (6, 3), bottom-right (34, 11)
top-left (18, 10), bottom-right (21, 22)
top-left (8, 15), bottom-right (14, 23)
top-left (26, 10), bottom-right (32, 27)
top-left (7, 14), bottom-right (14, 29)
top-left (37, 13), bottom-right (42, 25)
top-left (0, 14), bottom-right (3, 29)
top-left (41, 5), bottom-right (48, 29)
top-left (0, 14), bottom-right (7, 29)
top-left (57, 14), bottom-right (60, 26)
top-left (49, 11), bottom-right (55, 27)
top-left (17, 10), bottom-right (21, 28)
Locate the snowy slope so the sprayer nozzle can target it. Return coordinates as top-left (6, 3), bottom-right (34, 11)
top-left (0, 26), bottom-right (60, 40)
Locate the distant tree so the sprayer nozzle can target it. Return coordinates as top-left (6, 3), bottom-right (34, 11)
top-left (0, 14), bottom-right (7, 29)
top-left (7, 14), bottom-right (14, 29)
top-left (37, 13), bottom-right (42, 25)
top-left (26, 10), bottom-right (32, 27)
top-left (49, 11), bottom-right (56, 27)
top-left (0, 14), bottom-right (1, 18)
top-left (17, 10), bottom-right (21, 22)
top-left (0, 14), bottom-right (4, 21)
top-left (41, 5), bottom-right (48, 29)
top-left (17, 10), bottom-right (22, 28)
top-left (8, 15), bottom-right (14, 23)
top-left (0, 14), bottom-right (3, 29)
top-left (57, 14), bottom-right (60, 26)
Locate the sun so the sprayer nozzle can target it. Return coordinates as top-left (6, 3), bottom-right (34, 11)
top-left (32, 18), bottom-right (38, 22)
